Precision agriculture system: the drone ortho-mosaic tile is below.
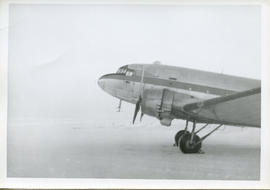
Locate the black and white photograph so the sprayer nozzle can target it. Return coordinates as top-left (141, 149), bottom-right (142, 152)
top-left (0, 0), bottom-right (269, 189)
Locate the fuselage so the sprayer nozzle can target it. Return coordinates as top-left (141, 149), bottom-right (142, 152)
top-left (98, 63), bottom-right (260, 106)
top-left (98, 63), bottom-right (260, 152)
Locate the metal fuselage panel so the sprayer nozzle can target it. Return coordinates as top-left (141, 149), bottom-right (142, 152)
top-left (98, 64), bottom-right (260, 106)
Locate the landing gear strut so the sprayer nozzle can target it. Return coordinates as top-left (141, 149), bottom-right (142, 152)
top-left (174, 120), bottom-right (223, 153)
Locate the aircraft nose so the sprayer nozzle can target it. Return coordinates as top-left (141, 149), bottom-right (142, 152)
top-left (98, 77), bottom-right (105, 89)
top-left (98, 74), bottom-right (120, 97)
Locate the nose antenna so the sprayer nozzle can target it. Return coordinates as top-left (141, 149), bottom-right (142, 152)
top-left (117, 99), bottom-right (122, 112)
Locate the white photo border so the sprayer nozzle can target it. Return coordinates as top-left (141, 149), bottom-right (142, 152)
top-left (0, 0), bottom-right (269, 188)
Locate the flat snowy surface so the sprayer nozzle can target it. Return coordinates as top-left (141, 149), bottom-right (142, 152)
top-left (7, 121), bottom-right (260, 180)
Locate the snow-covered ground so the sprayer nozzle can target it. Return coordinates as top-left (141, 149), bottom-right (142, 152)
top-left (7, 121), bottom-right (260, 180)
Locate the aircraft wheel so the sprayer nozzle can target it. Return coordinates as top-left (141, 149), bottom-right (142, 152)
top-left (174, 130), bottom-right (189, 146)
top-left (179, 133), bottom-right (201, 153)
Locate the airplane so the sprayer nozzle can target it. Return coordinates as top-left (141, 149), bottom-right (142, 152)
top-left (97, 61), bottom-right (261, 153)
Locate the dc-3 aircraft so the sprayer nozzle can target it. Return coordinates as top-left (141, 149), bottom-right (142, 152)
top-left (98, 61), bottom-right (261, 153)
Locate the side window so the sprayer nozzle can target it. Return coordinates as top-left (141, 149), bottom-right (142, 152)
top-left (125, 70), bottom-right (134, 76)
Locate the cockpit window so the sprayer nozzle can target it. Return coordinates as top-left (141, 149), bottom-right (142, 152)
top-left (116, 66), bottom-right (134, 76)
top-left (126, 71), bottom-right (134, 76)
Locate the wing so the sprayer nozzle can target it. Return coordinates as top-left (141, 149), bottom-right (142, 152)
top-left (182, 88), bottom-right (261, 127)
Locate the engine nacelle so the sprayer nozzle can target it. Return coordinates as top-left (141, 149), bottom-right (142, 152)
top-left (141, 89), bottom-right (175, 126)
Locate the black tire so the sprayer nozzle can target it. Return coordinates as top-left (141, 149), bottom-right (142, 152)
top-left (174, 130), bottom-right (189, 146)
top-left (179, 133), bottom-right (201, 153)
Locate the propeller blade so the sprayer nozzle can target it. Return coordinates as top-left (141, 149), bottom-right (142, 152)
top-left (140, 112), bottom-right (144, 122)
top-left (132, 97), bottom-right (142, 124)
top-left (132, 102), bottom-right (140, 124)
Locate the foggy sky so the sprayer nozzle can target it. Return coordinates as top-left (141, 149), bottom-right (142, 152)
top-left (8, 4), bottom-right (261, 123)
